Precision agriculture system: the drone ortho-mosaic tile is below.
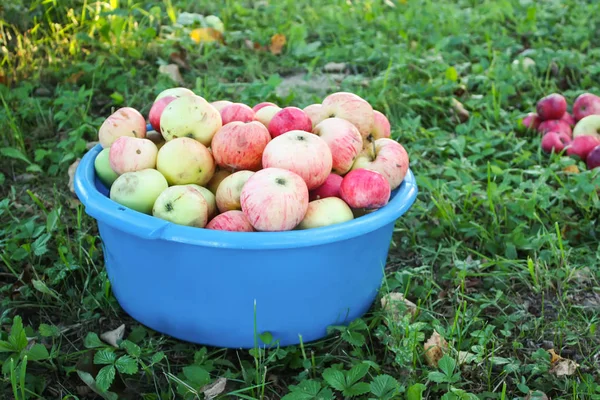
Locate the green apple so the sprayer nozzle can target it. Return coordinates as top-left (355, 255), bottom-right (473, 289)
top-left (156, 137), bottom-right (216, 186)
top-left (159, 95), bottom-right (222, 147)
top-left (216, 170), bottom-right (254, 213)
top-left (110, 169), bottom-right (168, 214)
top-left (152, 185), bottom-right (209, 227)
top-left (154, 87), bottom-right (195, 101)
top-left (206, 169), bottom-right (232, 195)
top-left (573, 115), bottom-right (600, 140)
top-left (297, 197), bottom-right (354, 229)
top-left (189, 184), bottom-right (217, 220)
top-left (94, 148), bottom-right (119, 188)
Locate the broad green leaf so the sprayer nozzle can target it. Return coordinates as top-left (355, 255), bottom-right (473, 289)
top-left (127, 325), bottom-right (147, 343)
top-left (427, 371), bottom-right (447, 383)
top-left (282, 380), bottom-right (326, 400)
top-left (183, 365), bottom-right (210, 387)
top-left (406, 383), bottom-right (426, 400)
top-left (259, 331), bottom-right (273, 345)
top-left (39, 324), bottom-right (60, 338)
top-left (46, 209), bottom-right (60, 233)
top-left (95, 365), bottom-right (116, 392)
top-left (342, 330), bottom-right (365, 347)
top-left (0, 340), bottom-right (15, 352)
top-left (94, 349), bottom-right (117, 365)
top-left (26, 343), bottom-right (50, 361)
top-left (84, 332), bottom-right (105, 348)
top-left (445, 66), bottom-right (458, 82)
top-left (343, 382), bottom-right (371, 398)
top-left (32, 279), bottom-right (60, 299)
top-left (115, 355), bottom-right (138, 374)
top-left (438, 355), bottom-right (456, 377)
top-left (346, 363), bottom-right (370, 386)
top-left (0, 147), bottom-right (31, 164)
top-left (151, 351), bottom-right (165, 364)
top-left (76, 370), bottom-right (119, 400)
top-left (120, 340), bottom-right (141, 358)
top-left (370, 374), bottom-right (401, 399)
top-left (9, 316), bottom-right (28, 353)
top-left (322, 368), bottom-right (346, 392)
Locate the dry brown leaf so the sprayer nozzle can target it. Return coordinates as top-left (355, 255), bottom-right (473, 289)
top-left (423, 330), bottom-right (448, 367)
top-left (158, 64), bottom-right (185, 85)
top-left (568, 267), bottom-right (593, 285)
top-left (269, 33), bottom-right (286, 55)
top-left (380, 292), bottom-right (417, 325)
top-left (190, 28), bottom-right (223, 44)
top-left (547, 348), bottom-right (561, 364)
top-left (169, 51), bottom-right (190, 70)
top-left (451, 98), bottom-right (469, 123)
top-left (68, 158), bottom-right (81, 194)
top-left (67, 71), bottom-right (84, 84)
top-left (201, 377), bottom-right (227, 399)
top-left (0, 69), bottom-right (6, 85)
top-left (548, 349), bottom-right (579, 377)
top-left (244, 39), bottom-right (265, 51)
top-left (100, 324), bottom-right (125, 348)
top-left (562, 165), bottom-right (579, 174)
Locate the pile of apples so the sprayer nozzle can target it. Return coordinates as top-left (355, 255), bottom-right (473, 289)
top-left (93, 87), bottom-right (410, 232)
top-left (521, 92), bottom-right (600, 170)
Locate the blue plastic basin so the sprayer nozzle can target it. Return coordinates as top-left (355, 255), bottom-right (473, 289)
top-left (74, 143), bottom-right (418, 349)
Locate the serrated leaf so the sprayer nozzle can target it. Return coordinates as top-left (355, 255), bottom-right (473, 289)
top-left (342, 330), bottom-right (365, 347)
top-left (438, 355), bottom-right (456, 377)
top-left (183, 365), bottom-right (210, 387)
top-left (84, 332), bottom-right (105, 348)
top-left (406, 383), bottom-right (426, 400)
top-left (127, 325), bottom-right (147, 343)
top-left (32, 279), bottom-right (60, 299)
top-left (76, 370), bottom-right (119, 400)
top-left (343, 382), bottom-right (371, 397)
top-left (0, 340), bottom-right (14, 352)
top-left (151, 351), bottom-right (165, 364)
top-left (346, 363), bottom-right (370, 386)
top-left (120, 340), bottom-right (141, 357)
top-left (115, 355), bottom-right (138, 374)
top-left (95, 365), bottom-right (116, 392)
top-left (9, 315), bottom-right (28, 353)
top-left (0, 147), bottom-right (31, 164)
top-left (322, 368), bottom-right (346, 392)
top-left (39, 324), bottom-right (60, 338)
top-left (427, 371), bottom-right (448, 383)
top-left (282, 380), bottom-right (322, 400)
top-left (370, 374), bottom-right (401, 398)
top-left (26, 343), bottom-right (49, 361)
top-left (94, 349), bottom-right (117, 365)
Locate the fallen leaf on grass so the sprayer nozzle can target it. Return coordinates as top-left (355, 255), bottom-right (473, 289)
top-left (169, 51), bottom-right (190, 70)
top-left (201, 377), bottom-right (227, 399)
top-left (525, 391), bottom-right (548, 400)
top-left (159, 64), bottom-right (185, 85)
top-left (68, 158), bottom-right (81, 194)
top-left (568, 267), bottom-right (593, 285)
top-left (100, 324), bottom-right (125, 348)
top-left (67, 71), bottom-right (85, 84)
top-left (380, 292), bottom-right (417, 324)
top-left (323, 62), bottom-right (347, 73)
top-left (451, 98), bottom-right (469, 123)
top-left (269, 34), bottom-right (286, 55)
top-left (562, 165), bottom-right (579, 174)
top-left (190, 28), bottom-right (223, 44)
top-left (423, 330), bottom-right (448, 367)
top-left (457, 351), bottom-right (477, 365)
top-left (548, 349), bottom-right (579, 377)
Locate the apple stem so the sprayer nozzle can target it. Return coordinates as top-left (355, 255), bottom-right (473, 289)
top-left (369, 135), bottom-right (376, 160)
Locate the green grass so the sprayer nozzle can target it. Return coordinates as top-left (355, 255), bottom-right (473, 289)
top-left (1, 0), bottom-right (600, 398)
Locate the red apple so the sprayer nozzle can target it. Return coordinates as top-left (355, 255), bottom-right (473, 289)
top-left (340, 168), bottom-right (391, 209)
top-left (210, 100), bottom-right (233, 112)
top-left (541, 131), bottom-right (571, 154)
top-left (262, 130), bottom-right (333, 190)
top-left (206, 210), bottom-right (255, 232)
top-left (303, 103), bottom-right (325, 130)
top-left (586, 145), bottom-right (600, 169)
top-left (309, 173), bottom-right (343, 201)
top-left (566, 135), bottom-right (600, 161)
top-left (560, 112), bottom-right (575, 127)
top-left (216, 170), bottom-right (255, 213)
top-left (538, 119), bottom-right (572, 137)
top-left (371, 110), bottom-right (391, 139)
top-left (220, 103), bottom-right (255, 125)
top-left (240, 167), bottom-right (309, 231)
top-left (352, 138), bottom-right (410, 190)
top-left (521, 112), bottom-right (541, 131)
top-left (211, 121), bottom-right (271, 171)
top-left (313, 117), bottom-right (363, 174)
top-left (109, 136), bottom-right (158, 174)
top-left (149, 96), bottom-right (177, 132)
top-left (255, 105), bottom-right (282, 128)
top-left (307, 92), bottom-right (375, 138)
top-left (536, 93), bottom-right (567, 121)
top-left (252, 102), bottom-right (278, 112)
top-left (268, 107), bottom-right (313, 138)
top-left (573, 93), bottom-right (600, 122)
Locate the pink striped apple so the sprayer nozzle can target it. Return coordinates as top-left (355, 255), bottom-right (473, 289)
top-left (340, 169), bottom-right (391, 209)
top-left (371, 110), bottom-right (391, 139)
top-left (252, 102), bottom-right (278, 112)
top-left (109, 136), bottom-right (158, 175)
top-left (98, 107), bottom-right (147, 148)
top-left (268, 107), bottom-right (313, 138)
top-left (313, 117), bottom-right (363, 174)
top-left (206, 210), bottom-right (255, 232)
top-left (211, 121), bottom-right (271, 171)
top-left (262, 130), bottom-right (333, 190)
top-left (255, 105), bottom-right (282, 128)
top-left (309, 92), bottom-right (375, 138)
top-left (352, 138), bottom-right (409, 190)
top-left (240, 167), bottom-right (309, 231)
top-left (220, 103), bottom-right (255, 125)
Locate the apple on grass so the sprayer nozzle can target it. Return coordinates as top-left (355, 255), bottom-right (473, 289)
top-left (536, 93), bottom-right (567, 121)
top-left (313, 117), bottom-right (363, 174)
top-left (262, 130), bottom-right (333, 190)
top-left (252, 102), bottom-right (278, 112)
top-left (155, 87), bottom-right (195, 101)
top-left (255, 105), bottom-right (282, 128)
top-left (340, 169), bottom-right (391, 209)
top-left (297, 197), bottom-right (354, 230)
top-left (210, 100), bottom-right (233, 112)
top-left (110, 169), bottom-right (168, 214)
top-left (541, 131), bottom-right (571, 154)
top-left (240, 168), bottom-right (309, 231)
top-left (160, 95), bottom-right (222, 146)
top-left (521, 112), bottom-right (541, 131)
top-left (567, 135), bottom-right (600, 161)
top-left (188, 184), bottom-right (217, 220)
top-left (152, 185), bottom-right (209, 228)
top-left (267, 107), bottom-right (313, 138)
top-left (94, 148), bottom-right (119, 188)
top-left (207, 169), bottom-right (232, 195)
top-left (305, 92), bottom-right (375, 138)
top-left (211, 121), bottom-right (271, 171)
top-left (573, 93), bottom-right (600, 121)
top-left (98, 107), bottom-right (147, 148)
top-left (352, 138), bottom-right (409, 190)
top-left (206, 210), bottom-right (255, 232)
top-left (156, 137), bottom-right (215, 186)
top-left (216, 170), bottom-right (255, 213)
top-left (561, 112), bottom-right (575, 127)
top-left (573, 115), bottom-right (600, 140)
top-left (109, 136), bottom-right (158, 175)
top-left (309, 173), bottom-right (343, 201)
top-left (587, 145), bottom-right (600, 169)
top-left (220, 103), bottom-right (255, 125)
top-left (149, 96), bottom-right (177, 132)
top-left (538, 119), bottom-right (572, 137)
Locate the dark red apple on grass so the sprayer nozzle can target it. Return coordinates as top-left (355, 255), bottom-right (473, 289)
top-left (573, 93), bottom-right (600, 121)
top-left (586, 145), bottom-right (600, 169)
top-left (541, 131), bottom-right (571, 154)
top-left (538, 119), bottom-right (572, 137)
top-left (522, 112), bottom-right (541, 131)
top-left (536, 93), bottom-right (567, 121)
top-left (560, 112), bottom-right (575, 127)
top-left (566, 135), bottom-right (600, 161)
